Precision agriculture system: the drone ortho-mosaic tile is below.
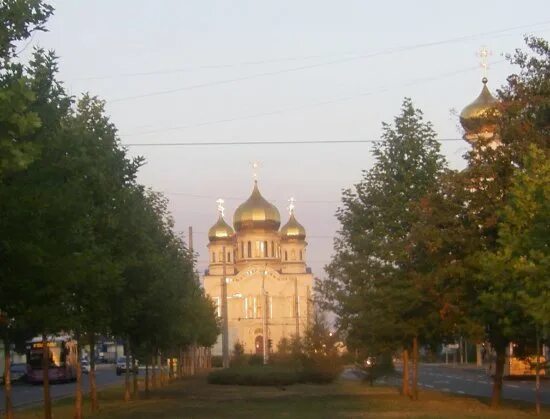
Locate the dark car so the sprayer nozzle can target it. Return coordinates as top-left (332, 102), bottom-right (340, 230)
top-left (115, 356), bottom-right (138, 376)
top-left (1, 363), bottom-right (27, 384)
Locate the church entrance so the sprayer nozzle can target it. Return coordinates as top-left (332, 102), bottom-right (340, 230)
top-left (255, 335), bottom-right (263, 354)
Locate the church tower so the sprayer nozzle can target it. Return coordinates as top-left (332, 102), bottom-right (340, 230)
top-left (280, 198), bottom-right (308, 274)
top-left (459, 76), bottom-right (500, 148)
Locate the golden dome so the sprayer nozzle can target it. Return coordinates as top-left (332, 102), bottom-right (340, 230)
top-left (280, 213), bottom-right (306, 241)
top-left (208, 215), bottom-right (234, 242)
top-left (459, 77), bottom-right (499, 134)
top-left (233, 181), bottom-right (280, 231)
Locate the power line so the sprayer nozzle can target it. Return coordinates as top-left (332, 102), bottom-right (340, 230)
top-left (121, 60), bottom-right (504, 138)
top-left (164, 192), bottom-right (341, 204)
top-left (81, 20), bottom-right (549, 84)
top-left (123, 138), bottom-right (463, 147)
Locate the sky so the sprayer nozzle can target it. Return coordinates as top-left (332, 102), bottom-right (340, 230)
top-left (20, 0), bottom-right (550, 279)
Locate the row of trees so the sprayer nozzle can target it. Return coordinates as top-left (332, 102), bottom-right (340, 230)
top-left (319, 36), bottom-right (549, 410)
top-left (0, 2), bottom-right (218, 419)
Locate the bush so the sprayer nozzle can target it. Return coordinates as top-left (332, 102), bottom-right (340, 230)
top-left (211, 356), bottom-right (223, 368)
top-left (208, 365), bottom-right (301, 386)
top-left (247, 354), bottom-right (263, 365)
top-left (299, 354), bottom-right (343, 384)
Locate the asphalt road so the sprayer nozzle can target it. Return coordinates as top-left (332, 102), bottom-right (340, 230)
top-left (0, 365), bottom-right (125, 412)
top-left (394, 363), bottom-right (550, 405)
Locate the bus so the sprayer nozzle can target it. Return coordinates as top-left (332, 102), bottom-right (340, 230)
top-left (26, 336), bottom-right (78, 384)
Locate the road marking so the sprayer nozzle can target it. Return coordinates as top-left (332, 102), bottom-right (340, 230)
top-left (442, 388), bottom-right (450, 392)
top-left (458, 390), bottom-right (465, 394)
top-left (425, 384), bottom-right (434, 388)
top-left (507, 384), bottom-right (520, 388)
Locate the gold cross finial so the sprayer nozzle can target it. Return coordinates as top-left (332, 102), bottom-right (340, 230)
top-left (216, 198), bottom-right (225, 217)
top-left (478, 46), bottom-right (492, 79)
top-left (287, 197), bottom-right (296, 215)
top-left (251, 161), bottom-right (261, 181)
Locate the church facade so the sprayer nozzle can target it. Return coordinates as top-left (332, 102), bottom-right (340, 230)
top-left (203, 181), bottom-right (314, 356)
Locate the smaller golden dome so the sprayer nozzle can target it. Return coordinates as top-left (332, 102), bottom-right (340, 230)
top-left (459, 77), bottom-right (499, 135)
top-left (208, 215), bottom-right (234, 242)
top-left (233, 181), bottom-right (281, 231)
top-left (280, 213), bottom-right (306, 241)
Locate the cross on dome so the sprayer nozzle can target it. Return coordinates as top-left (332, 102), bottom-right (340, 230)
top-left (216, 198), bottom-right (225, 217)
top-left (251, 161), bottom-right (261, 181)
top-left (287, 197), bottom-right (296, 215)
top-left (478, 46), bottom-right (492, 79)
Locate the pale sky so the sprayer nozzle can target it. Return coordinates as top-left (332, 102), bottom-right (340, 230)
top-left (20, 1), bottom-right (550, 279)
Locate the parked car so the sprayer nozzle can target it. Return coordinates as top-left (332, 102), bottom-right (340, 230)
top-left (81, 359), bottom-right (91, 374)
top-left (1, 363), bottom-right (27, 384)
top-left (115, 356), bottom-right (138, 376)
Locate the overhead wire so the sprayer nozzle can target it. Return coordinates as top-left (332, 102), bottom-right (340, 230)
top-left (121, 60), bottom-right (505, 138)
top-left (123, 138), bottom-right (463, 147)
top-left (81, 20), bottom-right (549, 85)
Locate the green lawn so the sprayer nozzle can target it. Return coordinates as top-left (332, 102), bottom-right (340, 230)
top-left (15, 374), bottom-right (550, 418)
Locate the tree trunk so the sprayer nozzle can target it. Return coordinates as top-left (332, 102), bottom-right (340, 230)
top-left (535, 333), bottom-right (541, 416)
top-left (145, 363), bottom-right (150, 398)
top-left (491, 344), bottom-right (506, 408)
top-left (88, 333), bottom-right (98, 413)
top-left (412, 336), bottom-right (419, 400)
top-left (402, 348), bottom-right (410, 397)
top-left (124, 341), bottom-right (131, 401)
top-left (132, 353), bottom-right (138, 399)
top-left (151, 350), bottom-right (157, 389)
top-left (73, 336), bottom-right (82, 419)
top-left (42, 334), bottom-right (52, 419)
top-left (169, 357), bottom-right (174, 381)
top-left (3, 340), bottom-right (14, 419)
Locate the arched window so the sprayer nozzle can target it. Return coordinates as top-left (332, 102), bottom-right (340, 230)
top-left (240, 241), bottom-right (244, 258)
top-left (263, 241), bottom-right (268, 257)
top-left (284, 251), bottom-right (288, 261)
top-left (212, 252), bottom-right (216, 263)
top-left (299, 250), bottom-right (303, 260)
top-left (227, 252), bottom-right (231, 263)
top-left (247, 241), bottom-right (252, 258)
top-left (271, 241), bottom-right (275, 257)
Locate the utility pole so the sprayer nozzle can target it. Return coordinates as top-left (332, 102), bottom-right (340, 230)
top-left (188, 226), bottom-right (193, 253)
top-left (221, 245), bottom-right (229, 368)
top-left (262, 268), bottom-right (269, 365)
top-left (294, 277), bottom-right (300, 338)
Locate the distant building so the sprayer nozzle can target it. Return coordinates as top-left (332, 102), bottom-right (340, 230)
top-left (203, 180), bottom-right (314, 355)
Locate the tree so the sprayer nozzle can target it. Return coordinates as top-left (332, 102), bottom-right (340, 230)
top-left (0, 0), bottom-right (53, 178)
top-left (319, 98), bottom-right (447, 399)
top-left (458, 36), bottom-right (550, 408)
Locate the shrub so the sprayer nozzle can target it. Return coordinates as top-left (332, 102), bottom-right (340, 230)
top-left (211, 356), bottom-right (223, 368)
top-left (207, 365), bottom-right (301, 386)
top-left (248, 354), bottom-right (263, 365)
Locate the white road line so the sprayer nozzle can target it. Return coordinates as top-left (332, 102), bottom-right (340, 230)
top-left (425, 384), bottom-right (434, 388)
top-left (507, 384), bottom-right (520, 388)
top-left (458, 390), bottom-right (465, 394)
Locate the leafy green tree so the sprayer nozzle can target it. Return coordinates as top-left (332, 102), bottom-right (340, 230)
top-left (0, 0), bottom-right (53, 178)
top-left (458, 36), bottom-right (550, 408)
top-left (319, 98), bottom-right (447, 399)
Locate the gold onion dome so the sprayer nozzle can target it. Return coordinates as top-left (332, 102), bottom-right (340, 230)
top-left (280, 212), bottom-right (306, 241)
top-left (459, 77), bottom-right (499, 135)
top-left (208, 215), bottom-right (234, 242)
top-left (233, 181), bottom-right (280, 231)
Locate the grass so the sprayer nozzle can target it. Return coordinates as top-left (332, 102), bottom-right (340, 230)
top-left (12, 373), bottom-right (550, 418)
